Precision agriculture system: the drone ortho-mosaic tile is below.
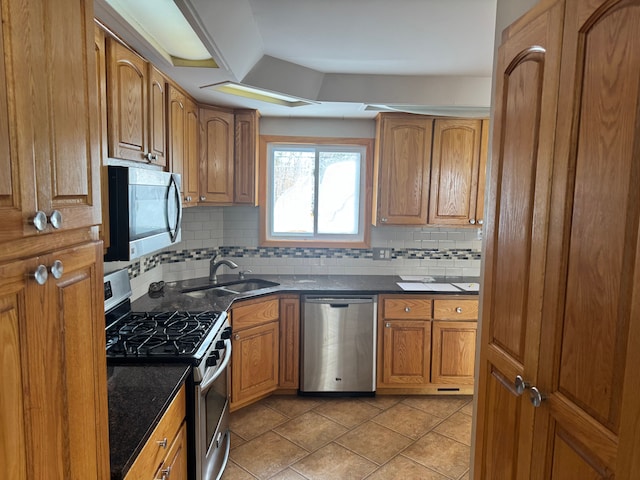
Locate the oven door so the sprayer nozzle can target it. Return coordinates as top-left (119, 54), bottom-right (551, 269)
top-left (195, 338), bottom-right (232, 480)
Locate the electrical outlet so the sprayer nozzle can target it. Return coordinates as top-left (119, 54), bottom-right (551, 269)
top-left (476, 227), bottom-right (483, 240)
top-left (373, 247), bottom-right (392, 261)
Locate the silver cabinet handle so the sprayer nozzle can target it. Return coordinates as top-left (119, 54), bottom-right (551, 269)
top-left (50, 260), bottom-right (64, 279)
top-left (200, 196), bottom-right (206, 201)
top-left (478, 219), bottom-right (484, 225)
top-left (385, 322), bottom-right (391, 328)
top-left (404, 306), bottom-right (411, 312)
top-left (152, 154), bottom-right (159, 161)
top-left (514, 375), bottom-right (530, 396)
top-left (32, 211), bottom-right (48, 231)
top-left (33, 264), bottom-right (48, 285)
top-left (156, 437), bottom-right (168, 448)
top-left (469, 219), bottom-right (476, 225)
top-left (159, 466), bottom-right (171, 480)
top-left (530, 386), bottom-right (546, 407)
top-left (381, 217), bottom-right (388, 222)
top-left (48, 210), bottom-right (62, 229)
top-left (185, 196), bottom-right (192, 202)
top-left (144, 152), bottom-right (153, 162)
top-left (455, 307), bottom-right (463, 313)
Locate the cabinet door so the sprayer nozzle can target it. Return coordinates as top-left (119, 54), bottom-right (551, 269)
top-left (374, 114), bottom-right (433, 225)
top-left (148, 66), bottom-right (167, 168)
top-left (378, 319), bottom-right (431, 387)
top-left (157, 422), bottom-right (187, 480)
top-left (107, 38), bottom-right (148, 163)
top-left (231, 320), bottom-right (279, 410)
top-left (183, 97), bottom-right (200, 206)
top-left (431, 320), bottom-right (477, 385)
top-left (1, 0), bottom-right (101, 244)
top-left (279, 295), bottom-right (300, 389)
top-left (199, 107), bottom-right (234, 204)
top-left (167, 85), bottom-right (186, 200)
top-left (234, 109), bottom-right (259, 205)
top-left (0, 242), bottom-right (109, 480)
top-left (428, 119), bottom-right (483, 226)
top-left (473, 1), bottom-right (564, 478)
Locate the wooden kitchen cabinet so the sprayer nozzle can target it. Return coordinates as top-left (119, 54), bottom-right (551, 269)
top-left (125, 385), bottom-right (187, 480)
top-left (230, 296), bottom-right (280, 411)
top-left (183, 97), bottom-right (200, 206)
top-left (199, 106), bottom-right (235, 204)
top-left (377, 295), bottom-right (432, 389)
top-left (0, 0), bottom-right (102, 249)
top-left (0, 242), bottom-right (109, 480)
top-left (431, 299), bottom-right (478, 385)
top-left (428, 118), bottom-right (489, 226)
top-left (278, 295), bottom-right (300, 390)
top-left (234, 109), bottom-right (260, 205)
top-left (106, 38), bottom-right (167, 167)
top-left (373, 113), bottom-right (434, 225)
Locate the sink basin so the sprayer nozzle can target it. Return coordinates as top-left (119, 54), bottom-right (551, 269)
top-left (181, 279), bottom-right (279, 296)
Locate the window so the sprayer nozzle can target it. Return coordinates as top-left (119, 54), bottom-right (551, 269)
top-left (259, 136), bottom-right (373, 247)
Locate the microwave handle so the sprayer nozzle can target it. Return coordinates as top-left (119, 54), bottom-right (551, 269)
top-left (167, 174), bottom-right (182, 243)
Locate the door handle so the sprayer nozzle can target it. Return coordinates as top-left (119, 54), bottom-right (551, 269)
top-left (514, 375), bottom-right (530, 396)
top-left (530, 386), bottom-right (547, 407)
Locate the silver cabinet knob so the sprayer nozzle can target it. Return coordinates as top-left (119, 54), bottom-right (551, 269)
top-left (404, 306), bottom-right (411, 312)
top-left (156, 437), bottom-right (168, 448)
top-left (455, 307), bottom-right (463, 313)
top-left (385, 322), bottom-right (391, 328)
top-left (152, 154), bottom-right (159, 161)
top-left (514, 375), bottom-right (530, 396)
top-left (159, 466), bottom-right (171, 480)
top-left (469, 219), bottom-right (476, 225)
top-left (32, 211), bottom-right (48, 231)
top-left (49, 210), bottom-right (62, 229)
top-left (185, 196), bottom-right (192, 202)
top-left (200, 196), bottom-right (206, 201)
top-left (144, 152), bottom-right (153, 162)
top-left (530, 386), bottom-right (546, 407)
top-left (381, 217), bottom-right (388, 222)
top-left (478, 219), bottom-right (484, 225)
top-left (33, 264), bottom-right (48, 285)
top-left (50, 260), bottom-right (64, 279)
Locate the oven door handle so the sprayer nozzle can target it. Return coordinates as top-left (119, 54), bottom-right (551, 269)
top-left (200, 339), bottom-right (232, 392)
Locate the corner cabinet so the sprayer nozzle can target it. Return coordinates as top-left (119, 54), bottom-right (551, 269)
top-left (199, 106), bottom-right (235, 204)
top-left (234, 109), bottom-right (260, 205)
top-left (230, 296), bottom-right (280, 411)
top-left (0, 0), bottom-right (101, 247)
top-left (428, 119), bottom-right (489, 226)
top-left (106, 38), bottom-right (167, 167)
top-left (373, 113), bottom-right (434, 225)
top-left (1, 242), bottom-right (109, 479)
top-left (377, 294), bottom-right (477, 395)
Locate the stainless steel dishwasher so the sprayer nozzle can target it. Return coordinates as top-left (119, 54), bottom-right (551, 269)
top-left (300, 295), bottom-right (377, 395)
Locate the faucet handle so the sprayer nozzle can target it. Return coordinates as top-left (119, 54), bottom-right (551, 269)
top-left (238, 270), bottom-right (252, 279)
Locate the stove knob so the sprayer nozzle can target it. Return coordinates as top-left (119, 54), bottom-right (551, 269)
top-left (206, 353), bottom-right (219, 367)
top-left (221, 327), bottom-right (232, 340)
top-left (215, 340), bottom-right (226, 349)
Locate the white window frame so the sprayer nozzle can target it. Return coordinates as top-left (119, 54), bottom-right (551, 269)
top-left (259, 136), bottom-right (373, 248)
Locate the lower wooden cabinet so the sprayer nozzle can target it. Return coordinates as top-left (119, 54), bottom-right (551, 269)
top-left (230, 296), bottom-right (280, 411)
top-left (278, 295), bottom-right (300, 391)
top-left (125, 385), bottom-right (187, 480)
top-left (377, 294), bottom-right (477, 394)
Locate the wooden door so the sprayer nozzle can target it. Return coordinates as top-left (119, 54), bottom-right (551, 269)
top-left (167, 85), bottom-right (186, 200)
top-left (1, 0), bottom-right (101, 244)
top-left (148, 66), bottom-right (167, 168)
top-left (183, 97), bottom-right (200, 206)
top-left (374, 114), bottom-right (433, 225)
top-left (532, 0), bottom-right (640, 477)
top-left (473, 0), bottom-right (564, 478)
top-left (0, 242), bottom-right (109, 479)
top-left (199, 107), bottom-right (234, 204)
top-left (234, 109), bottom-right (259, 205)
top-left (107, 38), bottom-right (148, 163)
top-left (428, 118), bottom-right (483, 226)
top-left (231, 321), bottom-right (279, 410)
top-left (475, 119), bottom-right (490, 226)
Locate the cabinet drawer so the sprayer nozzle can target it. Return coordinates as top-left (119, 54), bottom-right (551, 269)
top-left (232, 297), bottom-right (279, 331)
top-left (383, 296), bottom-right (432, 319)
top-left (433, 299), bottom-right (478, 320)
top-left (124, 384), bottom-right (186, 480)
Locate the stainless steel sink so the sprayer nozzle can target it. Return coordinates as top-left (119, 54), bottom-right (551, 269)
top-left (181, 279), bottom-right (280, 296)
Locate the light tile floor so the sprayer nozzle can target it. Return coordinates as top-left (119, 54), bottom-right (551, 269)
top-left (222, 394), bottom-right (473, 480)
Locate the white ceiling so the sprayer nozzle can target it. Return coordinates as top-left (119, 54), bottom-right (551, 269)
top-left (95, 0), bottom-right (497, 118)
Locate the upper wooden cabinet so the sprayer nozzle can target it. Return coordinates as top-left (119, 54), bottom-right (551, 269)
top-left (373, 113), bottom-right (434, 225)
top-left (184, 97), bottom-right (200, 206)
top-left (106, 38), bottom-right (166, 167)
top-left (199, 106), bottom-right (235, 204)
top-left (234, 109), bottom-right (260, 205)
top-left (0, 0), bottom-right (101, 251)
top-left (428, 118), bottom-right (489, 226)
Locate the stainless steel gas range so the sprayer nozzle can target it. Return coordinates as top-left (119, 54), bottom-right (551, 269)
top-left (104, 269), bottom-right (231, 480)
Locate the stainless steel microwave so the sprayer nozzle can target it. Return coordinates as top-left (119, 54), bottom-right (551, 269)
top-left (104, 166), bottom-right (182, 261)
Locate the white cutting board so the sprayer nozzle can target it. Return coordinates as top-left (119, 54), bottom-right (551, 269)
top-left (451, 282), bottom-right (480, 292)
top-left (397, 282), bottom-right (461, 292)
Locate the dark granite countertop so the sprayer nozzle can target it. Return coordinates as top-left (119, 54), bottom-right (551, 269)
top-left (107, 364), bottom-right (191, 480)
top-left (131, 274), bottom-right (480, 313)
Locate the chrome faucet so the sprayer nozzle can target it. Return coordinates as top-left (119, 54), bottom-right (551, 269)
top-left (209, 255), bottom-right (239, 283)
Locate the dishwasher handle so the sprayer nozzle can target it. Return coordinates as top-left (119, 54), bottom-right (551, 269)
top-left (303, 296), bottom-right (376, 306)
